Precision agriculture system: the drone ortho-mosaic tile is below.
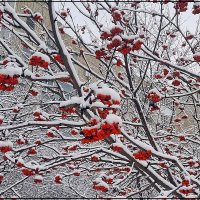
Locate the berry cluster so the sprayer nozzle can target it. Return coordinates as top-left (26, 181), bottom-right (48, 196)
top-left (111, 144), bottom-right (123, 152)
top-left (193, 53), bottom-right (200, 62)
top-left (174, 1), bottom-right (188, 13)
top-left (59, 107), bottom-right (76, 113)
top-left (27, 148), bottom-right (37, 155)
top-left (33, 13), bottom-right (43, 22)
top-left (102, 176), bottom-right (113, 184)
top-left (93, 184), bottom-right (109, 192)
top-left (172, 79), bottom-right (181, 87)
top-left (193, 3), bottom-right (200, 14)
top-left (93, 180), bottom-right (109, 192)
top-left (96, 24), bottom-right (143, 59)
top-left (0, 173), bottom-right (4, 183)
top-left (81, 121), bottom-right (121, 144)
top-left (111, 7), bottom-right (129, 23)
top-left (29, 53), bottom-right (50, 69)
top-left (0, 143), bottom-right (12, 153)
top-left (73, 170), bottom-right (80, 176)
top-left (16, 138), bottom-right (27, 145)
top-left (96, 93), bottom-right (120, 107)
top-left (182, 179), bottom-right (190, 187)
top-left (53, 54), bottom-right (64, 65)
top-left (179, 188), bottom-right (193, 195)
top-left (0, 74), bottom-right (19, 91)
top-left (54, 175), bottom-right (62, 184)
top-left (146, 91), bottom-right (161, 103)
top-left (91, 154), bottom-right (100, 162)
top-left (33, 111), bottom-right (47, 121)
top-left (133, 150), bottom-right (152, 160)
top-left (81, 85), bottom-right (121, 144)
top-left (60, 9), bottom-right (68, 17)
top-left (33, 175), bottom-right (43, 184)
top-left (95, 49), bottom-right (107, 59)
top-left (22, 168), bottom-right (34, 176)
top-left (29, 88), bottom-right (38, 96)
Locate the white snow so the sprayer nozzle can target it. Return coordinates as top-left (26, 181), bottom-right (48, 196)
top-left (34, 175), bottom-right (43, 180)
top-left (112, 35), bottom-right (122, 42)
top-left (105, 114), bottom-right (122, 126)
top-left (94, 85), bottom-right (121, 101)
top-left (194, 2), bottom-right (200, 7)
top-left (0, 140), bottom-right (13, 148)
top-left (0, 66), bottom-right (22, 76)
top-left (60, 96), bottom-right (83, 107)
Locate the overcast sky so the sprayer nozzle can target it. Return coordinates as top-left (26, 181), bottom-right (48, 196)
top-left (55, 1), bottom-right (200, 43)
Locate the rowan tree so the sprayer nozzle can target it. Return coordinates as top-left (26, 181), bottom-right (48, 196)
top-left (0, 0), bottom-right (200, 199)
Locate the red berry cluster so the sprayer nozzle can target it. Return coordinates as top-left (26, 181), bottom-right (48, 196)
top-left (81, 86), bottom-right (121, 144)
top-left (81, 122), bottom-right (121, 144)
top-left (111, 144), bottom-right (123, 152)
top-left (0, 116), bottom-right (3, 124)
top-left (193, 3), bottom-right (200, 14)
top-left (22, 168), bottom-right (34, 176)
top-left (27, 148), bottom-right (37, 155)
top-left (116, 59), bottom-right (123, 67)
top-left (150, 106), bottom-right (160, 112)
top-left (29, 88), bottom-right (38, 96)
top-left (107, 37), bottom-right (122, 50)
top-left (172, 79), bottom-right (181, 87)
top-left (154, 74), bottom-right (163, 79)
top-left (16, 138), bottom-right (27, 145)
top-left (193, 54), bottom-right (200, 62)
top-left (91, 155), bottom-right (100, 162)
top-left (179, 188), bottom-right (193, 195)
top-left (73, 170), bottom-right (80, 176)
top-left (54, 175), bottom-right (62, 184)
top-left (102, 177), bottom-right (113, 184)
top-left (59, 107), bottom-right (76, 113)
top-left (111, 7), bottom-right (127, 23)
top-left (29, 54), bottom-right (49, 69)
top-left (112, 10), bottom-right (122, 22)
top-left (182, 179), bottom-right (190, 187)
top-left (188, 160), bottom-right (196, 167)
top-left (53, 54), bottom-right (64, 65)
top-left (60, 10), bottom-right (68, 17)
top-left (16, 161), bottom-right (24, 168)
top-left (95, 49), bottom-right (107, 59)
top-left (33, 175), bottom-right (43, 184)
top-left (0, 145), bottom-right (12, 153)
top-left (33, 13), bottom-right (43, 22)
top-left (97, 24), bottom-right (143, 58)
top-left (174, 1), bottom-right (188, 13)
top-left (46, 130), bottom-right (56, 138)
top-left (133, 150), bottom-right (151, 160)
top-left (0, 174), bottom-right (4, 183)
top-left (33, 112), bottom-right (47, 121)
top-left (97, 93), bottom-right (120, 107)
top-left (0, 9), bottom-right (3, 21)
top-left (0, 74), bottom-right (19, 91)
top-left (146, 91), bottom-right (161, 103)
top-left (71, 129), bottom-right (78, 135)
top-left (179, 135), bottom-right (186, 141)
top-left (93, 184), bottom-right (108, 192)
